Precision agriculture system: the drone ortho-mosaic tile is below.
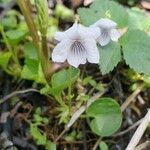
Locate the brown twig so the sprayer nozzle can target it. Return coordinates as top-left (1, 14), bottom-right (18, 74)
top-left (0, 89), bottom-right (39, 105)
top-left (121, 84), bottom-right (144, 112)
top-left (92, 137), bottom-right (102, 150)
top-left (135, 141), bottom-right (150, 150)
top-left (112, 118), bottom-right (143, 137)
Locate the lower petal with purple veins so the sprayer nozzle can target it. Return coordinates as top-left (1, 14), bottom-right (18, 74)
top-left (67, 41), bottom-right (87, 67)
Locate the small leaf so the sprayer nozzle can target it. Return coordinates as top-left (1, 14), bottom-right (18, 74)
top-left (1, 16), bottom-right (17, 28)
top-left (24, 42), bottom-right (38, 60)
top-left (51, 68), bottom-right (80, 94)
top-left (30, 123), bottom-right (47, 145)
top-left (57, 106), bottom-right (70, 124)
top-left (6, 29), bottom-right (26, 45)
top-left (21, 58), bottom-right (39, 79)
top-left (99, 42), bottom-right (121, 74)
top-left (87, 98), bottom-right (122, 137)
top-left (121, 30), bottom-right (150, 75)
top-left (65, 131), bottom-right (77, 142)
top-left (22, 43), bottom-right (46, 84)
top-left (47, 25), bottom-right (58, 39)
top-left (21, 58), bottom-right (46, 84)
top-left (45, 141), bottom-right (56, 150)
top-left (33, 114), bottom-right (43, 122)
top-left (78, 0), bottom-right (128, 27)
top-left (99, 141), bottom-right (108, 150)
top-left (55, 3), bottom-right (74, 20)
top-left (0, 52), bottom-right (11, 70)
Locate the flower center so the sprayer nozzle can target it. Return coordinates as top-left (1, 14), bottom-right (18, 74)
top-left (71, 41), bottom-right (85, 55)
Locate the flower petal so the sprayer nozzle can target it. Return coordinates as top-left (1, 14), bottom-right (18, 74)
top-left (65, 23), bottom-right (101, 41)
top-left (52, 40), bottom-right (72, 63)
top-left (55, 31), bottom-right (67, 41)
top-left (97, 30), bottom-right (111, 46)
top-left (92, 18), bottom-right (117, 29)
top-left (80, 26), bottom-right (101, 40)
top-left (83, 39), bottom-right (100, 63)
top-left (110, 29), bottom-right (120, 42)
top-left (65, 23), bottom-right (80, 40)
top-left (67, 43), bottom-right (87, 67)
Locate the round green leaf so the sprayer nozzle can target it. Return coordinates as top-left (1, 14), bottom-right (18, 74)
top-left (87, 98), bottom-right (122, 137)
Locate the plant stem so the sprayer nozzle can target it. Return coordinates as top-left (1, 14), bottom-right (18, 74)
top-left (17, 0), bottom-right (40, 45)
top-left (17, 0), bottom-right (49, 77)
top-left (42, 36), bottom-right (48, 60)
top-left (41, 35), bottom-right (49, 75)
top-left (68, 66), bottom-right (72, 110)
top-left (55, 95), bottom-right (67, 107)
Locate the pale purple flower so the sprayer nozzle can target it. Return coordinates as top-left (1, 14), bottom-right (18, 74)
top-left (52, 23), bottom-right (100, 68)
top-left (91, 18), bottom-right (120, 46)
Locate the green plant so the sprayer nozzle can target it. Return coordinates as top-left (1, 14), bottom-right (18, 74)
top-left (0, 0), bottom-right (150, 148)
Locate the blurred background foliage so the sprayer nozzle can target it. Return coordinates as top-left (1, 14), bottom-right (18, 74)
top-left (114, 0), bottom-right (140, 6)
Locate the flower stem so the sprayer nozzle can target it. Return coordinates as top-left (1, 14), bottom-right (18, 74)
top-left (41, 35), bottom-right (49, 75)
top-left (68, 66), bottom-right (72, 110)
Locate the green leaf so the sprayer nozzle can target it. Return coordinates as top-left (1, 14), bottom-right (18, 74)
top-left (33, 114), bottom-right (43, 122)
top-left (47, 25), bottom-right (58, 39)
top-left (35, 107), bottom-right (42, 115)
top-left (21, 58), bottom-right (39, 79)
top-left (55, 3), bottom-right (74, 20)
top-left (65, 131), bottom-right (77, 142)
top-left (21, 42), bottom-right (46, 83)
top-left (24, 42), bottom-right (38, 60)
top-left (99, 141), bottom-right (108, 150)
top-left (77, 0), bottom-right (128, 27)
top-left (120, 30), bottom-right (150, 75)
top-left (127, 8), bottom-right (150, 33)
top-left (83, 76), bottom-right (97, 87)
top-left (99, 42), bottom-right (121, 74)
top-left (30, 123), bottom-right (47, 145)
top-left (45, 141), bottom-right (56, 150)
top-left (1, 16), bottom-right (17, 28)
top-left (5, 29), bottom-right (26, 45)
top-left (51, 68), bottom-right (80, 94)
top-left (57, 106), bottom-right (70, 124)
top-left (31, 123), bottom-right (56, 149)
top-left (0, 51), bottom-right (11, 70)
top-left (87, 98), bottom-right (122, 137)
top-left (21, 58), bottom-right (46, 84)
